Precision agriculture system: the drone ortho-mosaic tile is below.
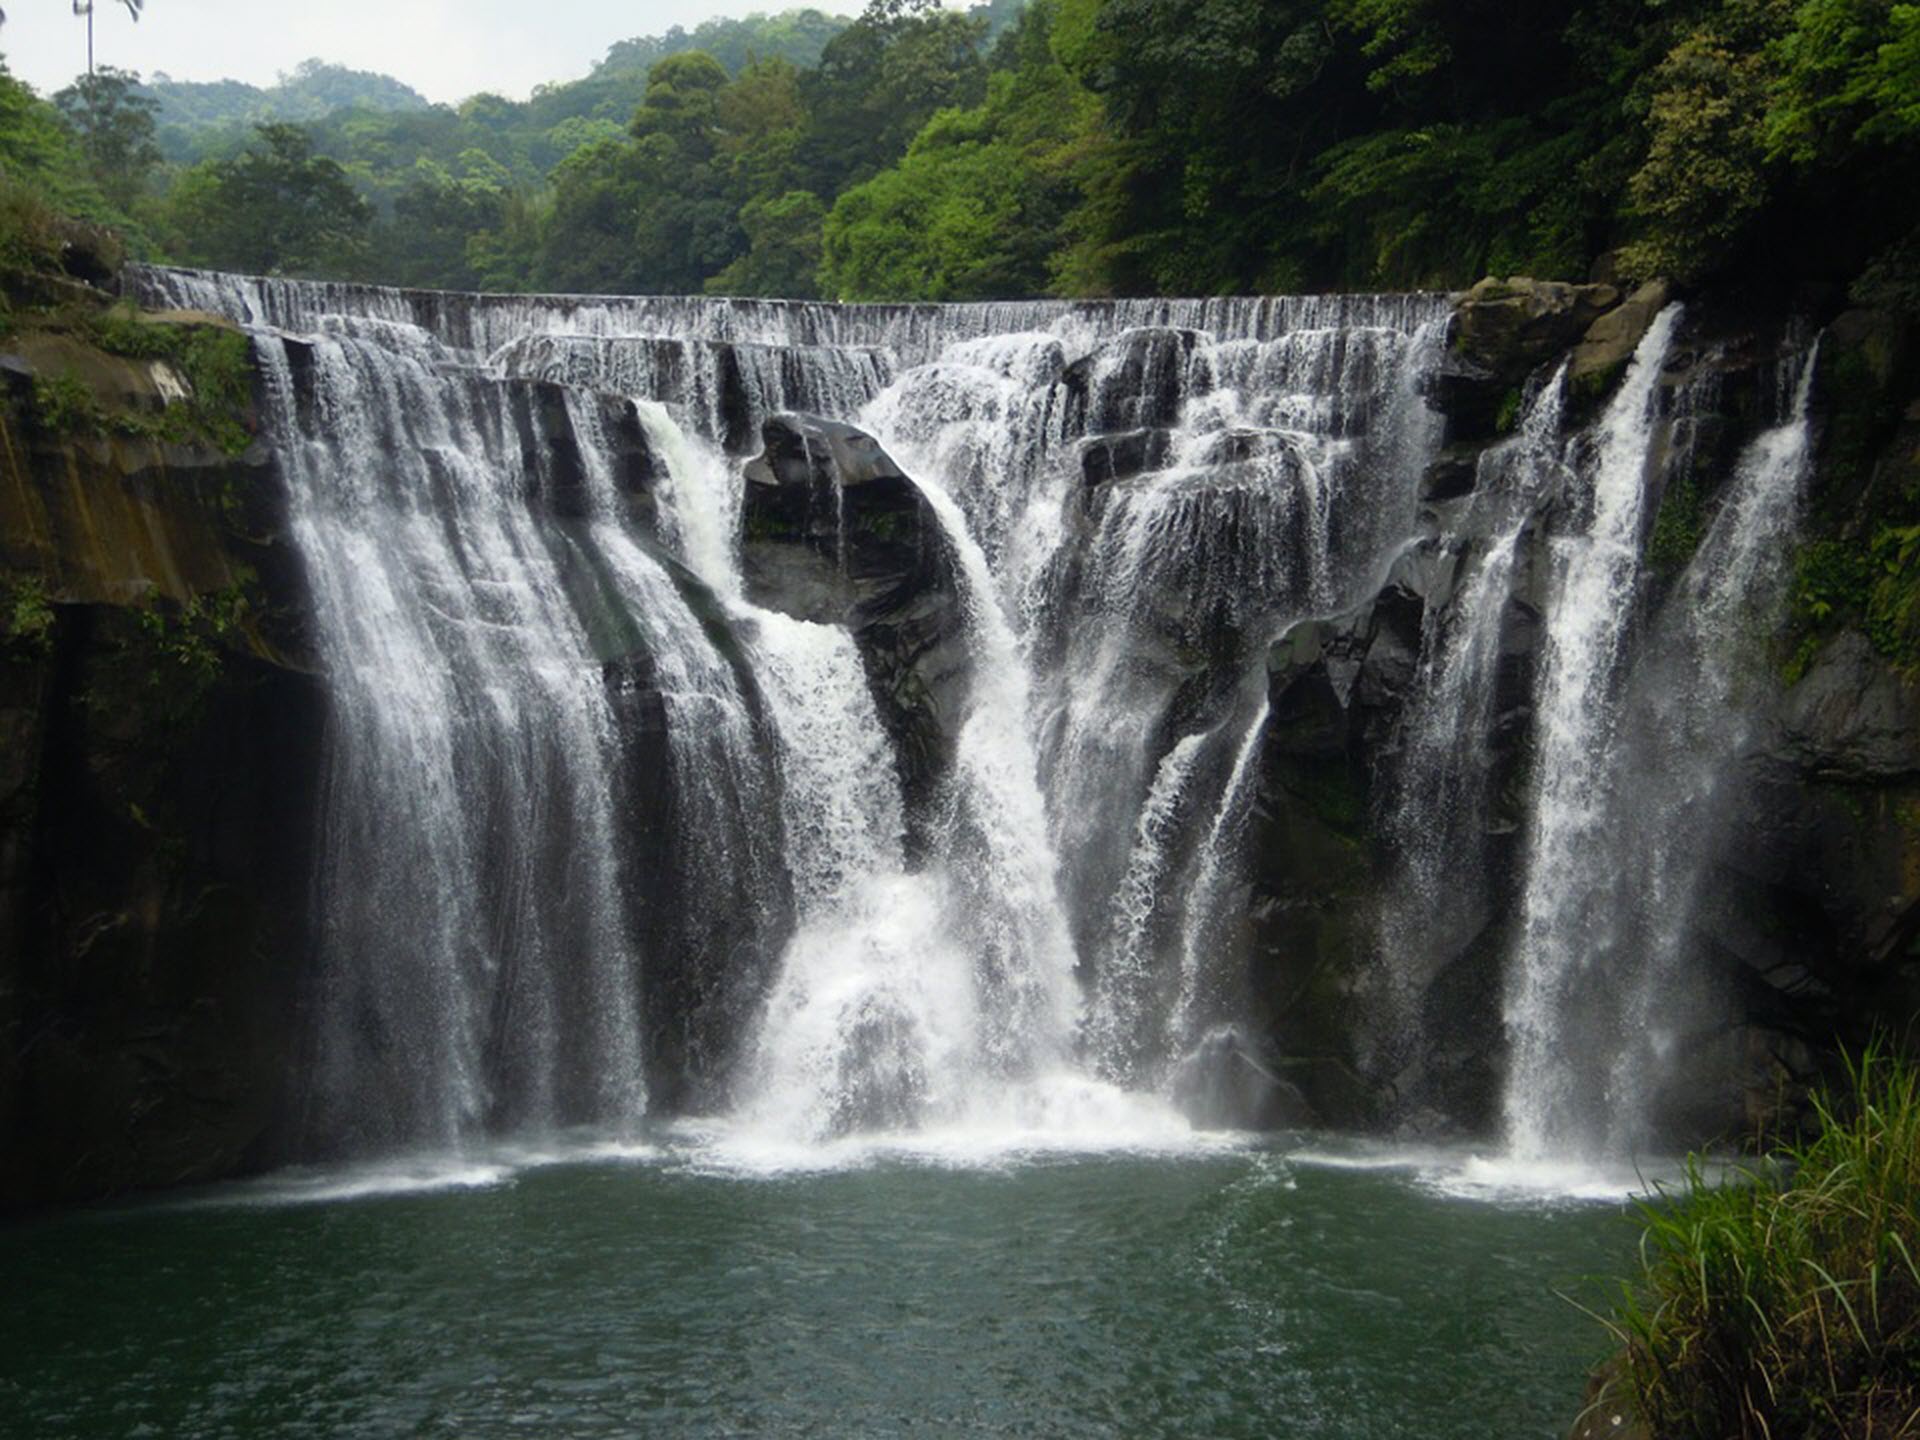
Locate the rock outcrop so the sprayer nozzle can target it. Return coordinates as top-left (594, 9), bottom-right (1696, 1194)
top-left (741, 412), bottom-right (969, 845)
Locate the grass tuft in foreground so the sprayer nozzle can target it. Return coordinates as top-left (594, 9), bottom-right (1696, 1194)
top-left (1602, 1047), bottom-right (1920, 1438)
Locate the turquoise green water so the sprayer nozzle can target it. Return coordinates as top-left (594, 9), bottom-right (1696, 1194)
top-left (1, 1140), bottom-right (1635, 1438)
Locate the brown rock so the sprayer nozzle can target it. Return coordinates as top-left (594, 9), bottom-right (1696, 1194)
top-left (1571, 280), bottom-right (1674, 384)
top-left (1453, 276), bottom-right (1625, 385)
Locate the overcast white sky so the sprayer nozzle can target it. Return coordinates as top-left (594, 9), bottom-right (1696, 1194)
top-left (2, 1), bottom-right (865, 103)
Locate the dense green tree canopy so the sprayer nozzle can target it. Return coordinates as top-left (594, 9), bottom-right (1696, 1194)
top-left (821, 0), bottom-right (1096, 300)
top-left (168, 122), bottom-right (371, 276)
top-left (6, 0), bottom-right (1916, 305)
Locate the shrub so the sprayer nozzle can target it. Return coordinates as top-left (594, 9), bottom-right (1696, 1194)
top-left (29, 370), bottom-right (99, 435)
top-left (1603, 1047), bottom-right (1920, 1439)
top-left (2, 577), bottom-right (56, 655)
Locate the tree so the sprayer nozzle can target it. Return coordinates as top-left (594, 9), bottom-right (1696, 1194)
top-left (371, 151), bottom-right (510, 289)
top-left (1620, 25), bottom-right (1776, 282)
top-left (537, 134), bottom-right (642, 292)
top-left (598, 9), bottom-right (850, 78)
top-left (0, 59), bottom-right (131, 232)
top-left (1768, 0), bottom-right (1920, 160)
top-left (707, 189), bottom-right (826, 296)
top-left (167, 122), bottom-right (371, 276)
top-left (72, 0), bottom-right (144, 79)
top-left (620, 51), bottom-right (739, 292)
top-left (798, 0), bottom-right (990, 197)
top-left (819, 1), bottom-right (1100, 300)
top-left (714, 56), bottom-right (810, 206)
top-left (53, 65), bottom-right (160, 210)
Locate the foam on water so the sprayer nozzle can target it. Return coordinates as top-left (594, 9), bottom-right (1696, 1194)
top-left (1283, 1137), bottom-right (1675, 1206)
top-left (668, 1083), bottom-right (1248, 1179)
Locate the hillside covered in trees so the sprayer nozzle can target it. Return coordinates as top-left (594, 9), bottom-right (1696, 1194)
top-left (2, 0), bottom-right (1915, 307)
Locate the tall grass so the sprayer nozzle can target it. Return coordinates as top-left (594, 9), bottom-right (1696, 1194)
top-left (1604, 1048), bottom-right (1920, 1438)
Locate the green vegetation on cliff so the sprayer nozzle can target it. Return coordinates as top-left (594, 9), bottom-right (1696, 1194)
top-left (1594, 1049), bottom-right (1920, 1439)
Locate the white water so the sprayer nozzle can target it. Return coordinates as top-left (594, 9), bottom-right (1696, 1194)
top-left (1171, 699), bottom-right (1273, 1053)
top-left (134, 269), bottom-right (1457, 1161)
top-left (1595, 341), bottom-right (1823, 1152)
top-left (1504, 306), bottom-right (1685, 1160)
top-left (1376, 372), bottom-right (1572, 1036)
top-left (1088, 729), bottom-right (1212, 1083)
top-left (252, 326), bottom-right (658, 1149)
top-left (1498, 317), bottom-right (1827, 1164)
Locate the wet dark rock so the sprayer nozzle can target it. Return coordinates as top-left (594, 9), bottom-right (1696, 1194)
top-left (1192, 428), bottom-right (1299, 467)
top-left (1420, 449), bottom-right (1482, 503)
top-left (1167, 1027), bottom-right (1313, 1130)
top-left (0, 320), bottom-right (332, 1210)
top-left (1063, 327), bottom-right (1205, 433)
top-left (518, 380), bottom-right (663, 523)
top-left (0, 612), bottom-right (324, 1211)
top-left (741, 413), bottom-right (970, 848)
top-left (1242, 518), bottom-right (1557, 1134)
top-left (1245, 572), bottom-right (1437, 1129)
top-left (1808, 307), bottom-right (1920, 529)
top-left (1775, 632), bottom-right (1920, 781)
top-left (604, 562), bottom-right (795, 1115)
top-left (1080, 427), bottom-right (1175, 487)
top-left (1571, 280), bottom-right (1672, 384)
top-left (1439, 277), bottom-right (1628, 439)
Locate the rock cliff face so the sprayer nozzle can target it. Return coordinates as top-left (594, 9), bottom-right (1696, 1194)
top-left (1240, 279), bottom-right (1920, 1140)
top-left (0, 312), bottom-right (324, 1210)
top-left (0, 290), bottom-right (709, 1203)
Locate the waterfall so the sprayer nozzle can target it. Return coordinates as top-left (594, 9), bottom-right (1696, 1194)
top-left (1087, 729), bottom-right (1212, 1084)
top-left (1172, 699), bottom-right (1273, 1053)
top-left (1504, 306), bottom-right (1684, 1160)
top-left (1498, 317), bottom-right (1824, 1163)
top-left (1378, 373), bottom-right (1571, 1024)
top-left (253, 324), bottom-right (662, 1150)
top-left (146, 261), bottom-right (1822, 1170)
top-left (148, 267), bottom-right (1448, 1155)
top-left (1596, 341), bottom-right (1823, 1152)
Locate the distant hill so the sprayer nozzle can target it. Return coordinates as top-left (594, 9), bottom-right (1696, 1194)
top-left (596, 9), bottom-right (852, 79)
top-left (143, 59), bottom-right (430, 129)
top-left (141, 60), bottom-right (431, 163)
top-left (592, 3), bottom-right (1024, 81)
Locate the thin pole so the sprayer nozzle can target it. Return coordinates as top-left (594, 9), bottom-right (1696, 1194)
top-left (86, 5), bottom-right (94, 76)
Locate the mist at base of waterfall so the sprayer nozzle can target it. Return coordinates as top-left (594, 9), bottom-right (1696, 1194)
top-left (3, 1144), bottom-right (1634, 1440)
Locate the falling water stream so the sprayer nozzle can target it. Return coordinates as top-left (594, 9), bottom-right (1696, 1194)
top-left (136, 268), bottom-right (1467, 1159)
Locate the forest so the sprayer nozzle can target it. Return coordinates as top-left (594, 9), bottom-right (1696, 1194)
top-left (2, 0), bottom-right (1915, 305)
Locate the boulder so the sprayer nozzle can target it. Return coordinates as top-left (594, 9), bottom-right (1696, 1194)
top-left (1438, 277), bottom-right (1627, 439)
top-left (1453, 277), bottom-right (1624, 383)
top-left (1080, 427), bottom-right (1176, 487)
top-left (1570, 279), bottom-right (1673, 385)
top-left (1776, 631), bottom-right (1920, 781)
top-left (1063, 327), bottom-right (1205, 434)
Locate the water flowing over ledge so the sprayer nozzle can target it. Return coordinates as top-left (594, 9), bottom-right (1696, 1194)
top-left (125, 266), bottom-right (1823, 1194)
